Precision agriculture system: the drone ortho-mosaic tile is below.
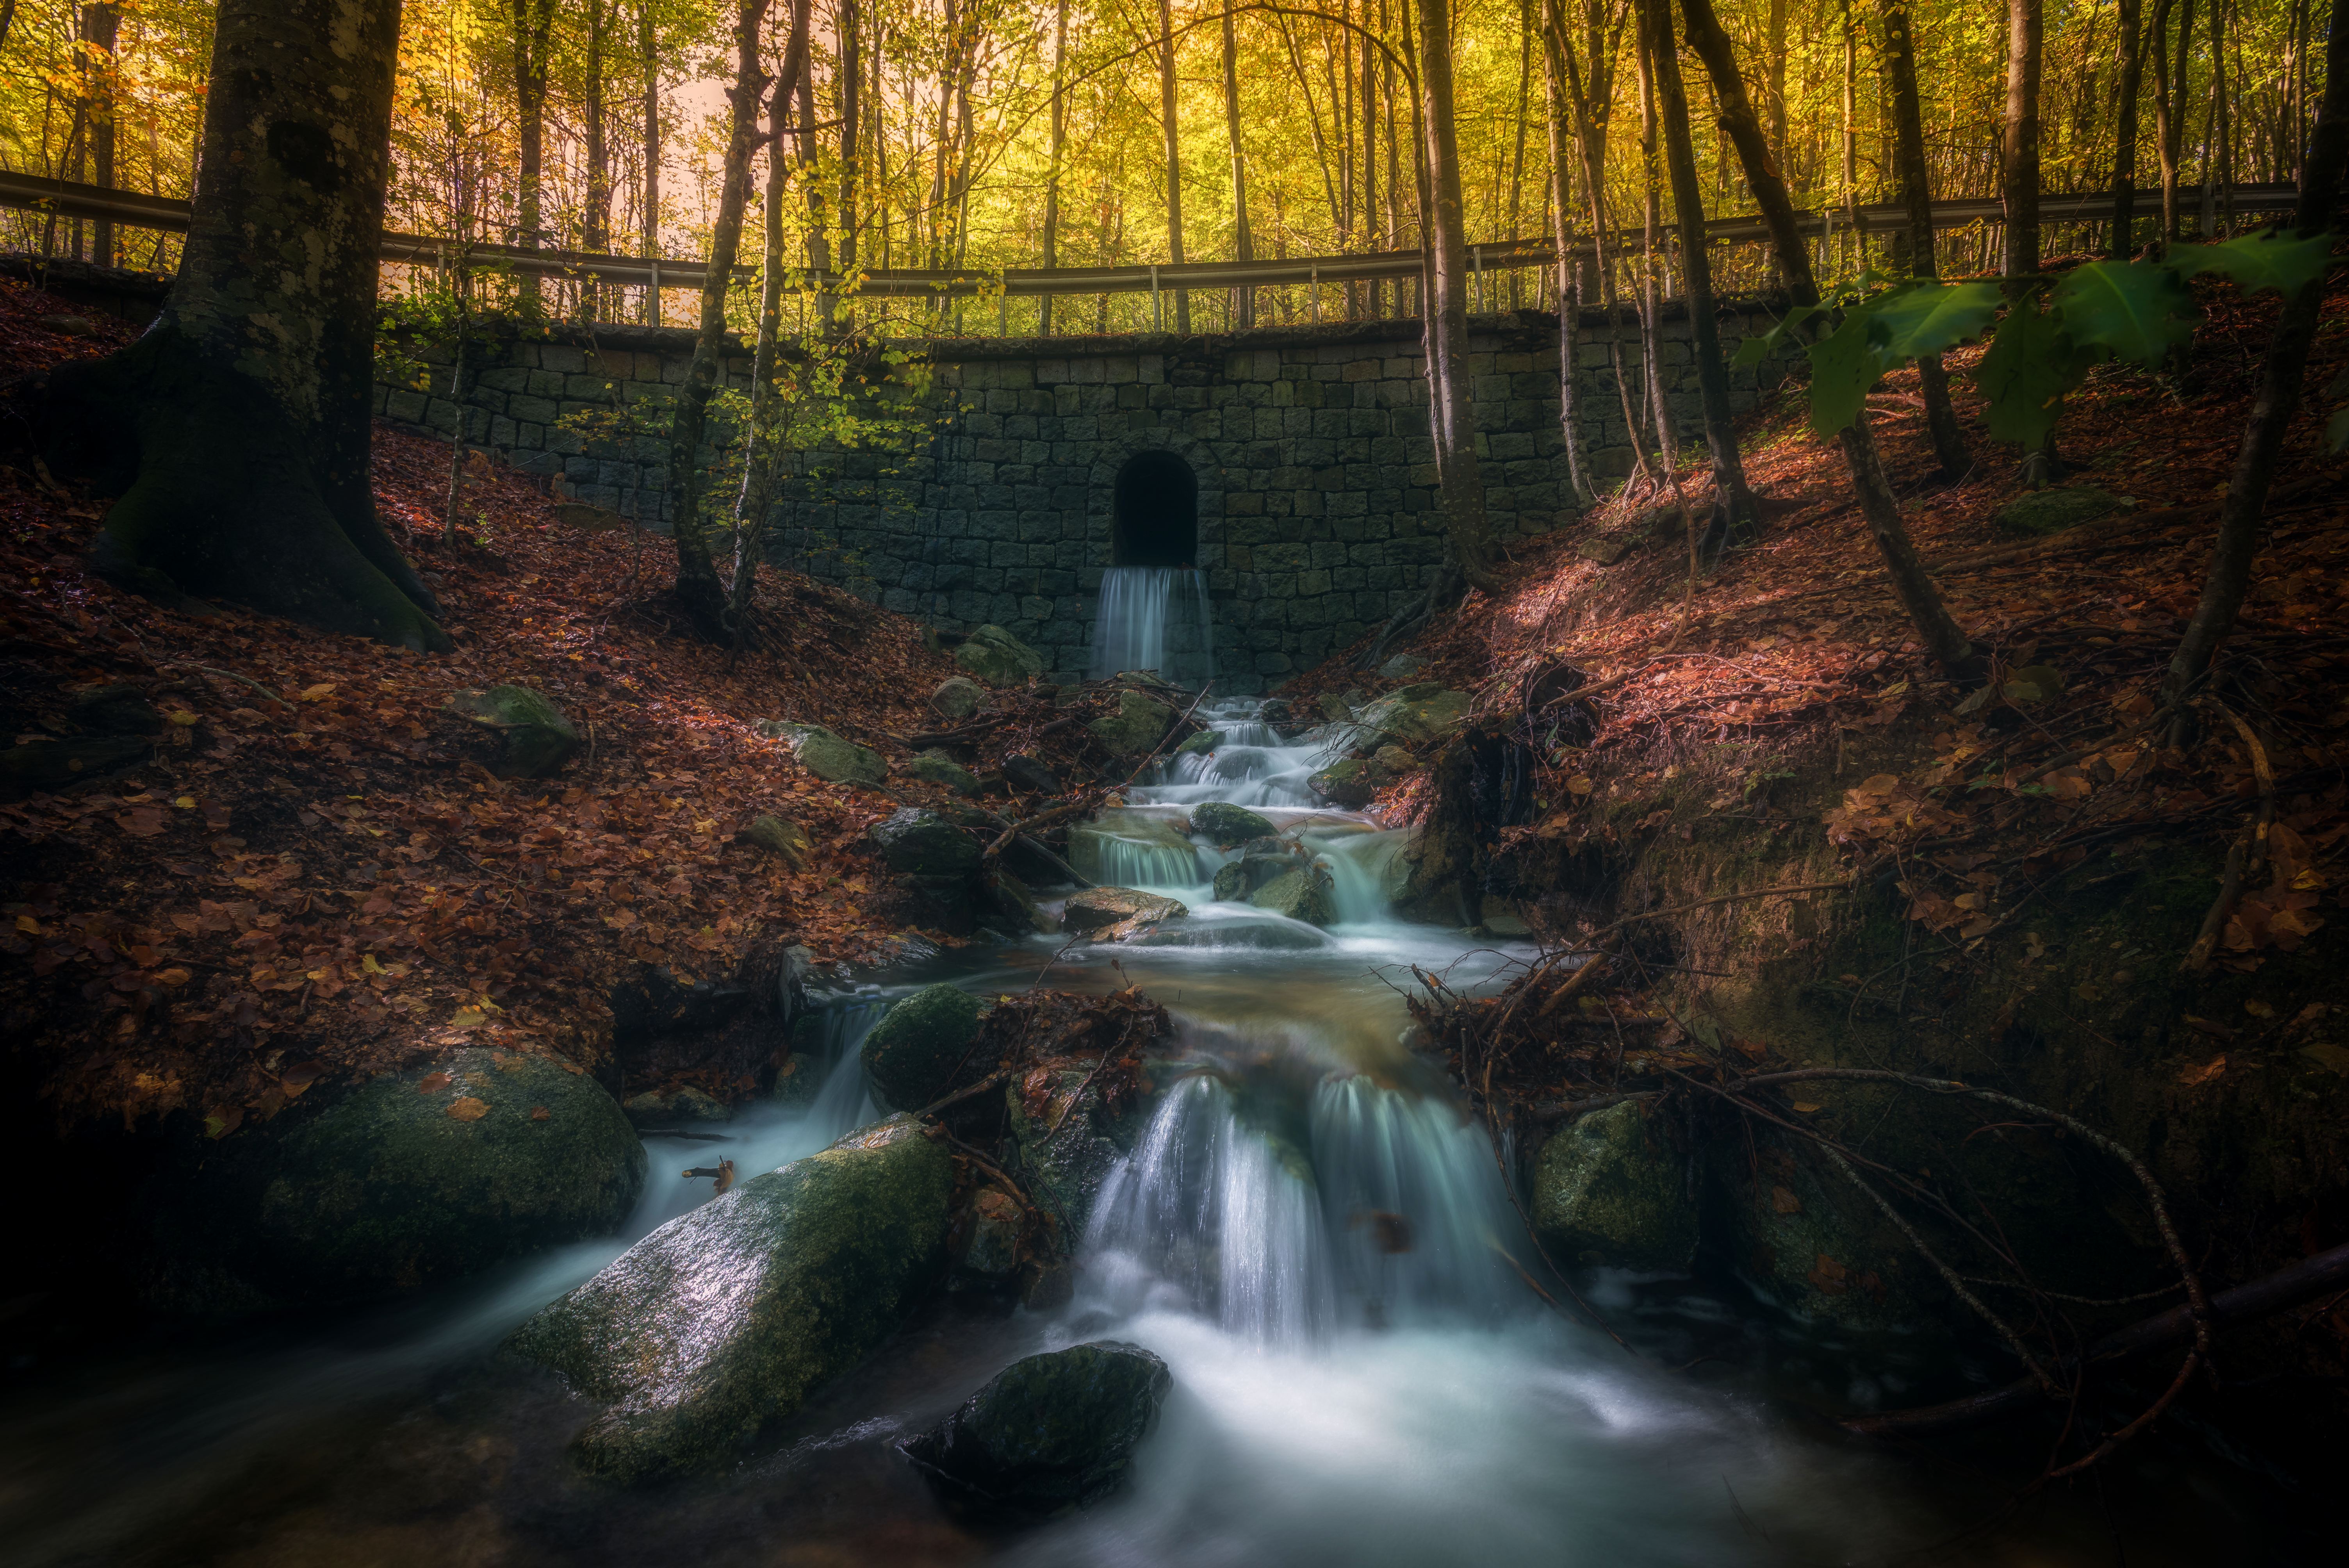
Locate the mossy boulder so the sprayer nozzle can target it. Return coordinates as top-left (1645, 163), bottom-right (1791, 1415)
top-left (869, 807), bottom-right (982, 877)
top-left (509, 1115), bottom-right (954, 1483)
top-left (760, 720), bottom-right (887, 786)
top-left (144, 1048), bottom-right (644, 1319)
top-left (1377, 653), bottom-right (1426, 680)
top-left (954, 625), bottom-right (1046, 686)
top-left (1353, 684), bottom-right (1473, 747)
top-left (909, 752), bottom-right (982, 795)
top-left (1191, 802), bottom-right (1276, 847)
top-left (1212, 848), bottom-right (1301, 902)
top-left (900, 1342), bottom-right (1171, 1518)
top-left (1994, 485), bottom-right (2128, 537)
top-left (860, 983), bottom-right (985, 1110)
top-left (930, 676), bottom-right (984, 719)
top-left (1173, 728), bottom-right (1219, 758)
top-left (1088, 690), bottom-right (1178, 758)
top-left (1308, 758), bottom-right (1378, 809)
top-left (736, 813), bottom-right (812, 867)
top-left (1713, 1133), bottom-right (1949, 1336)
top-left (1249, 864), bottom-right (1334, 926)
top-left (1007, 1066), bottom-right (1153, 1241)
top-left (1531, 1101), bottom-right (1698, 1272)
top-left (443, 684), bottom-right (580, 778)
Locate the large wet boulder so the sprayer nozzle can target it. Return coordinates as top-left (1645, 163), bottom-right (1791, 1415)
top-left (511, 1115), bottom-right (954, 1483)
top-left (1069, 809), bottom-right (1197, 886)
top-left (869, 807), bottom-right (982, 877)
top-left (1063, 886), bottom-right (1187, 942)
top-left (1531, 1101), bottom-right (1698, 1272)
top-left (1249, 864), bottom-right (1334, 926)
top-left (760, 720), bottom-right (887, 786)
top-left (1089, 689), bottom-right (1178, 758)
top-left (1211, 846), bottom-right (1303, 902)
top-left (1173, 727), bottom-right (1219, 758)
top-left (910, 752), bottom-right (982, 795)
top-left (443, 684), bottom-right (580, 778)
top-left (143, 1048), bottom-right (645, 1319)
top-left (930, 676), bottom-right (984, 719)
top-left (1994, 485), bottom-right (2127, 537)
top-left (899, 1342), bottom-right (1171, 1518)
top-left (1353, 683), bottom-right (1473, 747)
top-left (861, 983), bottom-right (985, 1110)
top-left (1308, 758), bottom-right (1378, 809)
top-left (1191, 802), bottom-right (1275, 847)
top-left (955, 625), bottom-right (1046, 686)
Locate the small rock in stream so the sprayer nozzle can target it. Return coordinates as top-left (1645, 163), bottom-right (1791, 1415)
top-left (860, 982), bottom-right (986, 1110)
top-left (898, 1341), bottom-right (1171, 1518)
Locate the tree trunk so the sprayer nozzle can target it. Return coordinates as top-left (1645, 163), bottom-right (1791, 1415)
top-left (1413, 0), bottom-right (1501, 595)
top-left (1158, 0), bottom-right (1189, 332)
top-left (1766, 0), bottom-right (1788, 169)
top-left (1538, 16), bottom-right (1593, 503)
top-left (2003, 0), bottom-right (2054, 483)
top-left (642, 0), bottom-right (662, 324)
top-left (797, 43), bottom-right (831, 331)
top-left (837, 0), bottom-right (860, 287)
top-left (666, 0), bottom-right (777, 641)
top-left (1646, 0), bottom-right (1752, 541)
top-left (1222, 4), bottom-right (1254, 327)
top-left (1041, 0), bottom-right (1068, 334)
top-left (82, 4), bottom-right (118, 269)
top-left (510, 0), bottom-right (557, 309)
top-left (2158, 0), bottom-right (2195, 240)
top-left (2161, 0), bottom-right (2346, 706)
top-left (583, 0), bottom-right (610, 321)
top-left (1879, 0), bottom-right (1973, 479)
top-left (1680, 0), bottom-right (1981, 682)
top-left (32, 0), bottom-right (443, 650)
top-left (1634, 25), bottom-right (1674, 471)
top-left (2110, 0), bottom-right (2146, 257)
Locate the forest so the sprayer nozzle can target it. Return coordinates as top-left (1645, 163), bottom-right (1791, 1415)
top-left (0, 1), bottom-right (2344, 1565)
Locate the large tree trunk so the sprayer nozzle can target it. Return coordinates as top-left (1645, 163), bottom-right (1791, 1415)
top-left (1041, 0), bottom-right (1068, 333)
top-left (2157, 0), bottom-right (2194, 240)
top-left (1158, 0), bottom-right (1189, 332)
top-left (2003, 0), bottom-right (2055, 484)
top-left (82, 4), bottom-right (118, 268)
top-left (1222, 4), bottom-right (1254, 327)
top-left (1879, 0), bottom-right (1972, 479)
top-left (665, 0), bottom-right (776, 641)
top-left (1646, 0), bottom-right (1752, 543)
top-left (2161, 0), bottom-right (2347, 706)
top-left (2110, 0), bottom-right (2146, 257)
top-left (583, 0), bottom-right (610, 321)
top-left (26, 0), bottom-right (442, 650)
top-left (1679, 0), bottom-right (1980, 683)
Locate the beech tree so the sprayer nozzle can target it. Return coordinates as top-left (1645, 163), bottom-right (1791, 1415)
top-left (27, 0), bottom-right (445, 650)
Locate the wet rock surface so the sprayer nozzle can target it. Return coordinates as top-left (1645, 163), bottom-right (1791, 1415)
top-left (1088, 689), bottom-right (1178, 757)
top-left (869, 807), bottom-right (983, 877)
top-left (1531, 1101), bottom-right (1698, 1272)
top-left (860, 982), bottom-right (986, 1110)
top-left (1062, 886), bottom-right (1187, 941)
top-left (511, 1116), bottom-right (955, 1483)
top-left (898, 1341), bottom-right (1171, 1518)
top-left (1248, 864), bottom-right (1334, 926)
top-left (1190, 801), bottom-right (1275, 846)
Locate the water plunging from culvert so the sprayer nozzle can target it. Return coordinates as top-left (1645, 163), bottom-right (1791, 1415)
top-left (1090, 566), bottom-right (1215, 685)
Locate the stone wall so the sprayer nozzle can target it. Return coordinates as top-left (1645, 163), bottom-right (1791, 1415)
top-left (369, 304), bottom-right (1796, 694)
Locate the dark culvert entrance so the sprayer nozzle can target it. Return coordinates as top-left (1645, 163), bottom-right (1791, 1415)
top-left (1111, 451), bottom-right (1198, 568)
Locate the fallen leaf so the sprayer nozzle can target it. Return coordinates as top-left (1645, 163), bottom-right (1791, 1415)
top-left (418, 1071), bottom-right (453, 1093)
top-left (116, 807), bottom-right (167, 837)
top-left (1808, 1253), bottom-right (1851, 1294)
top-left (2244, 998), bottom-right (2274, 1018)
top-left (1566, 774), bottom-right (1593, 796)
top-left (204, 1105), bottom-right (243, 1139)
top-left (2299, 1042), bottom-right (2349, 1075)
top-left (529, 1105), bottom-right (551, 1121)
top-left (1790, 1101), bottom-right (1822, 1114)
top-left (299, 683), bottom-right (337, 702)
top-left (1771, 1184), bottom-right (1803, 1214)
top-left (447, 1096), bottom-right (490, 1121)
top-left (2178, 1055), bottom-right (2228, 1088)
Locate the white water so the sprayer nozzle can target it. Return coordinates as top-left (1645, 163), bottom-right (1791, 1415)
top-left (1090, 565), bottom-right (1216, 685)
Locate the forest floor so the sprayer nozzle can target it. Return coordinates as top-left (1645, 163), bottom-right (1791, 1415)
top-left (2, 267), bottom-right (2345, 1151)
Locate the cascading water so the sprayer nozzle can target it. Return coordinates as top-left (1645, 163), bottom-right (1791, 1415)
top-left (1089, 566), bottom-right (1216, 685)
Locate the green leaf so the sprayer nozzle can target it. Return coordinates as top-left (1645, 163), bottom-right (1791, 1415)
top-left (2326, 404), bottom-right (2349, 455)
top-left (1975, 301), bottom-right (2098, 447)
top-left (1868, 282), bottom-right (2007, 362)
top-left (1805, 315), bottom-right (1883, 435)
top-left (2165, 230), bottom-right (2337, 296)
top-left (2048, 261), bottom-right (2201, 369)
top-left (1734, 301), bottom-right (1827, 367)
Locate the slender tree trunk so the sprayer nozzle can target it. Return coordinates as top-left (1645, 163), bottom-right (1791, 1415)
top-left (642, 0), bottom-right (662, 324)
top-left (2162, 0), bottom-right (2345, 706)
top-left (510, 0), bottom-right (557, 309)
top-left (583, 1), bottom-right (610, 320)
top-left (1539, 14), bottom-right (1593, 502)
top-left (1507, 0), bottom-right (1533, 308)
top-left (1158, 0), bottom-right (1189, 332)
top-left (1841, 0), bottom-right (1858, 271)
top-left (1766, 0), bottom-right (1788, 169)
top-left (1647, 0), bottom-right (1751, 539)
top-left (797, 33), bottom-right (831, 331)
top-left (1413, 0), bottom-right (1501, 594)
top-left (82, 4), bottom-right (118, 268)
top-left (666, 0), bottom-right (777, 640)
top-left (2111, 0), bottom-right (2145, 257)
top-left (1680, 0), bottom-right (1980, 682)
top-left (1879, 0), bottom-right (1971, 478)
top-left (2158, 0), bottom-right (2195, 239)
top-left (1223, 4), bottom-right (1254, 326)
top-left (1634, 26), bottom-right (1674, 471)
top-left (1364, 0), bottom-right (1383, 314)
top-left (30, 0), bottom-right (443, 649)
top-left (837, 0), bottom-right (860, 289)
top-left (2003, 0), bottom-right (2055, 483)
top-left (1041, 0), bottom-right (1068, 333)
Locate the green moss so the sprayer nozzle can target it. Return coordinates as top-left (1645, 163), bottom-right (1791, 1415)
top-left (1531, 1102), bottom-right (1698, 1271)
top-left (861, 982), bottom-right (986, 1109)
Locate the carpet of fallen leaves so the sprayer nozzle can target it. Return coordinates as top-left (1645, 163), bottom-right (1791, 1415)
top-left (1293, 267), bottom-right (2349, 973)
top-left (0, 276), bottom-right (989, 1136)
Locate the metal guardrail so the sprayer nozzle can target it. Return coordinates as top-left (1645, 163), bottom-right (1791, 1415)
top-left (0, 168), bottom-right (2301, 300)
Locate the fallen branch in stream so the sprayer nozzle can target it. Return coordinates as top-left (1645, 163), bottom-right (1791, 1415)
top-left (979, 682), bottom-right (1214, 869)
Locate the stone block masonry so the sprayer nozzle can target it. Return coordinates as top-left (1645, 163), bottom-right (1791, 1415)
top-left (367, 304), bottom-right (1798, 695)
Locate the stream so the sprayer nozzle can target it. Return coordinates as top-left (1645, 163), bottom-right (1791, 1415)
top-left (0, 583), bottom-right (2293, 1565)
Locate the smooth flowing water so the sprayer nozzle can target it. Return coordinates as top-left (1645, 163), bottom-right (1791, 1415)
top-left (0, 705), bottom-right (2283, 1565)
top-left (1089, 566), bottom-right (1215, 686)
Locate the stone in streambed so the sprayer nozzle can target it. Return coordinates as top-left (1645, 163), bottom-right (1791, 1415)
top-left (1248, 864), bottom-right (1333, 926)
top-left (1062, 886), bottom-right (1187, 942)
top-left (1002, 753), bottom-right (1060, 795)
top-left (899, 1341), bottom-right (1171, 1518)
top-left (1088, 690), bottom-right (1177, 758)
top-left (1212, 846), bottom-right (1303, 902)
top-left (1531, 1100), bottom-right (1698, 1273)
top-left (868, 806), bottom-right (982, 877)
top-left (444, 684), bottom-right (580, 778)
top-left (954, 625), bottom-right (1045, 686)
top-left (930, 676), bottom-right (984, 719)
top-left (1172, 727), bottom-right (1219, 758)
top-left (510, 1115), bottom-right (954, 1483)
top-left (759, 719), bottom-right (887, 787)
top-left (1308, 758), bottom-right (1378, 809)
top-left (1353, 684), bottom-right (1473, 747)
top-left (860, 982), bottom-right (985, 1110)
top-left (1190, 801), bottom-right (1276, 848)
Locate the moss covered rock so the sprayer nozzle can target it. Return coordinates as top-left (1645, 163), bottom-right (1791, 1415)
top-left (930, 675), bottom-right (984, 719)
top-left (1089, 690), bottom-right (1177, 758)
top-left (909, 752), bottom-right (982, 795)
top-left (443, 684), bottom-right (581, 778)
top-left (1212, 848), bottom-right (1301, 902)
top-left (1191, 802), bottom-right (1276, 847)
top-left (860, 983), bottom-right (985, 1110)
top-left (1308, 758), bottom-right (1378, 809)
top-left (900, 1341), bottom-right (1170, 1517)
top-left (1353, 684), bottom-right (1473, 747)
top-left (954, 625), bottom-right (1045, 686)
top-left (1069, 809), bottom-right (1197, 886)
top-left (869, 806), bottom-right (982, 877)
top-left (0, 734), bottom-right (154, 800)
top-left (1531, 1101), bottom-right (1697, 1272)
top-left (1249, 864), bottom-right (1334, 926)
top-left (1008, 1065), bottom-right (1151, 1241)
top-left (759, 720), bottom-right (886, 786)
top-left (736, 813), bottom-right (812, 867)
top-left (510, 1115), bottom-right (954, 1483)
top-left (1994, 485), bottom-right (2128, 537)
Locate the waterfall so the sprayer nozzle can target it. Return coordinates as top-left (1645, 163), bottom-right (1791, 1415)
top-left (1091, 566), bottom-right (1216, 685)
